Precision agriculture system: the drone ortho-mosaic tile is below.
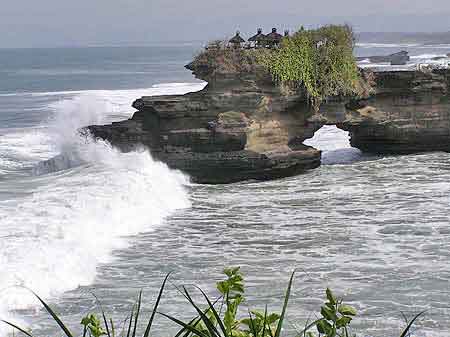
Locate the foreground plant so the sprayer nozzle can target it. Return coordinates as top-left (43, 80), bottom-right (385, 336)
top-left (2, 268), bottom-right (424, 337)
top-left (159, 267), bottom-right (292, 337)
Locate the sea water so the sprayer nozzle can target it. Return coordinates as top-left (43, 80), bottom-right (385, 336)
top-left (0, 44), bottom-right (450, 337)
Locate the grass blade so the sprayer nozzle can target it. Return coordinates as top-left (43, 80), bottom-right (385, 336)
top-left (132, 291), bottom-right (142, 337)
top-left (247, 310), bottom-right (258, 337)
top-left (399, 311), bottom-right (426, 337)
top-left (143, 272), bottom-right (172, 337)
top-left (262, 305), bottom-right (268, 337)
top-left (92, 293), bottom-right (111, 337)
top-left (195, 286), bottom-right (228, 337)
top-left (31, 291), bottom-right (74, 337)
top-left (295, 319), bottom-right (322, 337)
top-left (182, 286), bottom-right (221, 337)
top-left (1, 320), bottom-right (35, 337)
top-left (158, 312), bottom-right (210, 337)
top-left (126, 304), bottom-right (135, 337)
top-left (110, 318), bottom-right (115, 337)
top-left (174, 296), bottom-right (222, 337)
top-left (274, 271), bottom-right (295, 337)
top-left (176, 316), bottom-right (202, 337)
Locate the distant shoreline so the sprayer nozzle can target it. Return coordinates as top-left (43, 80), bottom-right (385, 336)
top-left (2, 32), bottom-right (450, 49)
top-left (357, 31), bottom-right (450, 45)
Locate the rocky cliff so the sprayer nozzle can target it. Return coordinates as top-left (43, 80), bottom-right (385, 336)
top-left (87, 57), bottom-right (450, 183)
top-left (88, 63), bottom-right (331, 183)
top-left (341, 69), bottom-right (450, 154)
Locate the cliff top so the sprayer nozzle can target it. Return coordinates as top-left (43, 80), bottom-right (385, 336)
top-left (186, 25), bottom-right (372, 110)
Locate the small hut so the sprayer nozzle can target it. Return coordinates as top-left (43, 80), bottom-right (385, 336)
top-left (229, 31), bottom-right (245, 48)
top-left (248, 28), bottom-right (266, 48)
top-left (266, 28), bottom-right (283, 48)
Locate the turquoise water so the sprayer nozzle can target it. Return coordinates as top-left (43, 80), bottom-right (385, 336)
top-left (1, 45), bottom-right (450, 337)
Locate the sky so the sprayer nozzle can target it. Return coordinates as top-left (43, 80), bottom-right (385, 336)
top-left (1, 0), bottom-right (450, 48)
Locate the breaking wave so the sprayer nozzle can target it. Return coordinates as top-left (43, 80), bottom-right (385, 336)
top-left (0, 82), bottom-right (205, 335)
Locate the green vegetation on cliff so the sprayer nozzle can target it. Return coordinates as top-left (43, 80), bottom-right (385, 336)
top-left (258, 25), bottom-right (371, 110)
top-left (2, 268), bottom-right (424, 337)
top-left (188, 25), bottom-right (373, 111)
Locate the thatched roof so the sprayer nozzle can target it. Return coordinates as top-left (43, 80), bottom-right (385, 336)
top-left (248, 28), bottom-right (266, 42)
top-left (229, 31), bottom-right (245, 44)
top-left (266, 28), bottom-right (282, 42)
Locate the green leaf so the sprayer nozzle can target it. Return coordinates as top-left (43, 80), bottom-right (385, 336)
top-left (266, 313), bottom-right (280, 325)
top-left (224, 267), bottom-right (240, 278)
top-left (132, 291), bottom-right (142, 337)
top-left (126, 303), bottom-right (135, 337)
top-left (173, 296), bottom-right (222, 337)
top-left (31, 291), bottom-right (74, 337)
top-left (325, 302), bottom-right (335, 310)
top-left (295, 318), bottom-right (323, 337)
top-left (91, 294), bottom-right (111, 337)
top-left (158, 312), bottom-right (210, 337)
top-left (261, 305), bottom-right (268, 337)
top-left (196, 286), bottom-right (229, 337)
top-left (399, 311), bottom-right (426, 337)
top-left (316, 319), bottom-right (333, 336)
top-left (81, 316), bottom-right (91, 326)
top-left (143, 272), bottom-right (172, 337)
top-left (247, 311), bottom-right (259, 337)
top-left (338, 305), bottom-right (357, 316)
top-left (274, 271), bottom-right (295, 337)
top-left (182, 286), bottom-right (222, 337)
top-left (1, 320), bottom-right (35, 337)
top-left (326, 288), bottom-right (336, 306)
top-left (336, 317), bottom-right (352, 328)
top-left (321, 306), bottom-right (337, 321)
top-left (217, 281), bottom-right (229, 295)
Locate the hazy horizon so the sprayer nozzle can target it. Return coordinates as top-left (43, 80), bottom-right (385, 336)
top-left (1, 0), bottom-right (450, 48)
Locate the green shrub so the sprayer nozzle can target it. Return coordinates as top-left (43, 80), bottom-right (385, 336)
top-left (258, 25), bottom-right (369, 111)
top-left (187, 42), bottom-right (260, 75)
top-left (188, 25), bottom-right (373, 112)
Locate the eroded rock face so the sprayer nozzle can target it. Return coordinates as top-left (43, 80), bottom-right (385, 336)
top-left (340, 70), bottom-right (450, 154)
top-left (88, 68), bottom-right (327, 183)
top-left (87, 56), bottom-right (450, 183)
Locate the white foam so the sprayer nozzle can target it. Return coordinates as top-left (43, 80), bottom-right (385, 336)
top-left (0, 82), bottom-right (204, 334)
top-left (0, 82), bottom-right (206, 98)
top-left (410, 54), bottom-right (447, 60)
top-left (303, 125), bottom-right (362, 164)
top-left (356, 42), bottom-right (421, 48)
top-left (357, 52), bottom-right (450, 70)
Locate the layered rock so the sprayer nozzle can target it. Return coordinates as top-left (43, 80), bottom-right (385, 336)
top-left (341, 69), bottom-right (450, 154)
top-left (88, 65), bottom-right (328, 183)
top-left (87, 52), bottom-right (450, 183)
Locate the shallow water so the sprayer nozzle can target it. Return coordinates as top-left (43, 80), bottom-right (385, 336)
top-left (1, 45), bottom-right (450, 337)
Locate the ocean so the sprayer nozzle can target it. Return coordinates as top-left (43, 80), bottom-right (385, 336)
top-left (0, 43), bottom-right (450, 337)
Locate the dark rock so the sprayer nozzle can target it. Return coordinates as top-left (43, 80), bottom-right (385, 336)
top-left (87, 64), bottom-right (325, 183)
top-left (358, 51), bottom-right (410, 65)
top-left (339, 69), bottom-right (450, 154)
top-left (87, 51), bottom-right (450, 183)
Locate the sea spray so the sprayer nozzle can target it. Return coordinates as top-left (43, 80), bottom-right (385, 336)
top-left (0, 83), bottom-right (204, 335)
